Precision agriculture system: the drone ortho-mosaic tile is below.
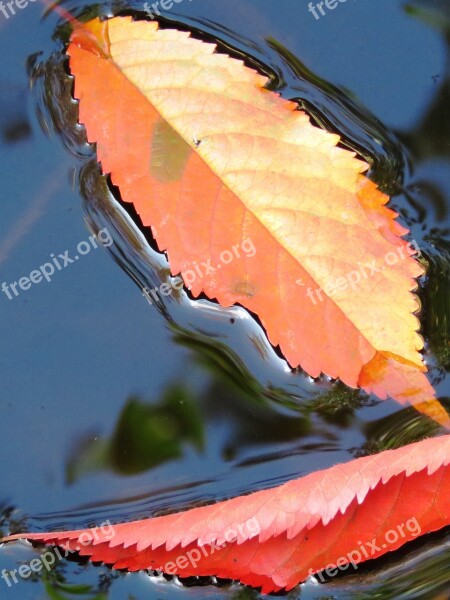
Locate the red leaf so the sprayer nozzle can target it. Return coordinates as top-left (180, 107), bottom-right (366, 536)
top-left (4, 435), bottom-right (450, 592)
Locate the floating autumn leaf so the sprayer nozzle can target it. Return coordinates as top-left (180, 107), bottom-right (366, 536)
top-left (4, 434), bottom-right (450, 592)
top-left (63, 17), bottom-right (448, 426)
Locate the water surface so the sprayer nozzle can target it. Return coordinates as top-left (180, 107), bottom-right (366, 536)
top-left (0, 1), bottom-right (449, 598)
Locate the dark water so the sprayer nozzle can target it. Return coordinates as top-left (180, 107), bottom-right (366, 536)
top-left (1, 0), bottom-right (449, 598)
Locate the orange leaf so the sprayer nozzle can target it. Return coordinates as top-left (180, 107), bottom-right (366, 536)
top-left (4, 434), bottom-right (450, 592)
top-left (65, 17), bottom-right (448, 426)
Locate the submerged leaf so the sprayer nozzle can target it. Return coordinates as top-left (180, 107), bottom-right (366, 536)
top-left (4, 435), bottom-right (450, 593)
